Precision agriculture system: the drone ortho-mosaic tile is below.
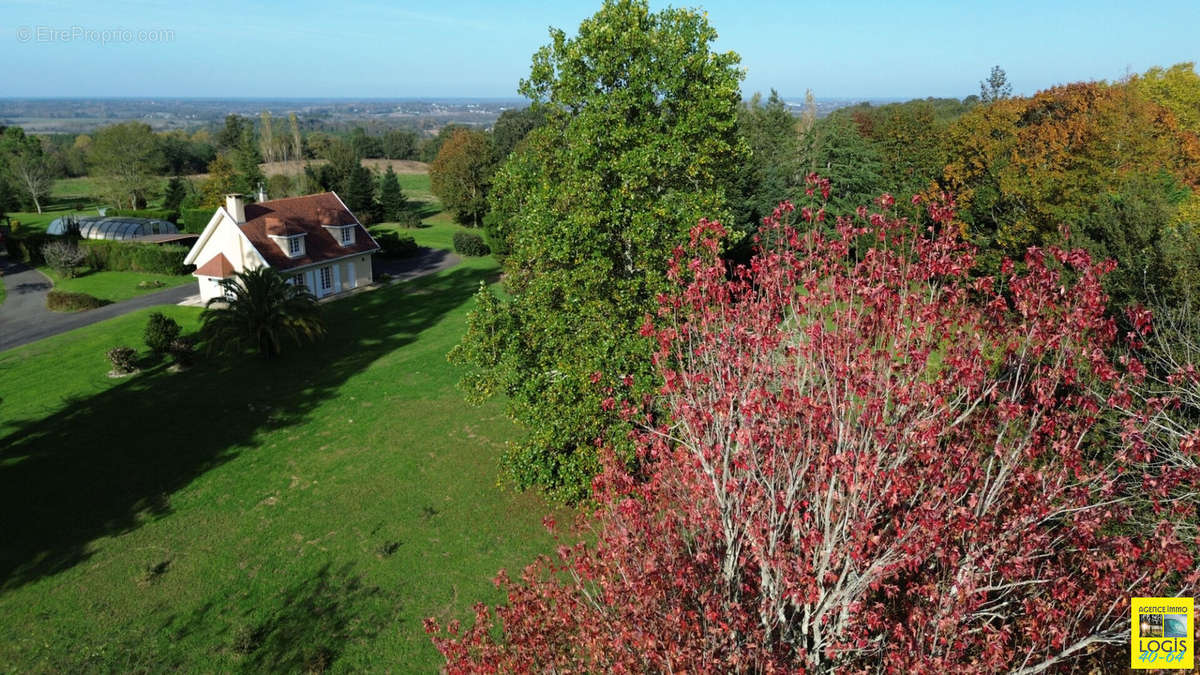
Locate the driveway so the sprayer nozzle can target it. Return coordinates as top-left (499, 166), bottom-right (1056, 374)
top-left (0, 254), bottom-right (199, 353)
top-left (0, 248), bottom-right (463, 353)
top-left (374, 247), bottom-right (461, 283)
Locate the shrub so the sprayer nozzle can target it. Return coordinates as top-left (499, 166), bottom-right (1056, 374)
top-left (168, 336), bottom-right (196, 368)
top-left (452, 231), bottom-right (490, 257)
top-left (106, 346), bottom-right (137, 374)
top-left (82, 241), bottom-right (191, 275)
top-left (371, 230), bottom-right (419, 258)
top-left (396, 209), bottom-right (423, 229)
top-left (144, 312), bottom-right (182, 353)
top-left (41, 239), bottom-right (86, 278)
top-left (46, 290), bottom-right (109, 312)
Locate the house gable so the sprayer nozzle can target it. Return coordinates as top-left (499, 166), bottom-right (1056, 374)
top-left (184, 207), bottom-right (268, 272)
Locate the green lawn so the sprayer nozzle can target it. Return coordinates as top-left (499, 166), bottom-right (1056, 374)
top-left (396, 172), bottom-right (434, 203)
top-left (51, 176), bottom-right (106, 201)
top-left (40, 267), bottom-right (196, 305)
top-left (0, 242), bottom-right (559, 670)
top-left (376, 205), bottom-right (480, 254)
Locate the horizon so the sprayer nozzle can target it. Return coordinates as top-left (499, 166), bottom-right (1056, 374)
top-left (1, 0), bottom-right (1196, 100)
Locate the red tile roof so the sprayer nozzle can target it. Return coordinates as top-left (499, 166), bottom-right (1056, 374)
top-left (195, 252), bottom-right (236, 278)
top-left (240, 192), bottom-right (378, 271)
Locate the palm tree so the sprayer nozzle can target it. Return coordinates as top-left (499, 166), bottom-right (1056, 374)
top-left (200, 267), bottom-right (325, 358)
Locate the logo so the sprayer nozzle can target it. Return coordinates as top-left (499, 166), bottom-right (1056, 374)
top-left (1131, 597), bottom-right (1193, 669)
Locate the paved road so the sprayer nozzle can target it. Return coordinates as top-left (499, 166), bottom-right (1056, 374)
top-left (0, 254), bottom-right (199, 353)
top-left (0, 248), bottom-right (461, 353)
top-left (374, 247), bottom-right (461, 283)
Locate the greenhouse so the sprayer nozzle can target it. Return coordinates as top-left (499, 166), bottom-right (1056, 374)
top-left (46, 215), bottom-right (180, 241)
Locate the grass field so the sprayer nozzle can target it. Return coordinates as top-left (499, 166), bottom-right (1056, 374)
top-left (0, 215), bottom-right (559, 670)
top-left (39, 266), bottom-right (197, 305)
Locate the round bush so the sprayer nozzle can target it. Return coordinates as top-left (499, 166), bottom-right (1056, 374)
top-left (106, 346), bottom-right (138, 374)
top-left (453, 231), bottom-right (491, 257)
top-left (145, 312), bottom-right (182, 354)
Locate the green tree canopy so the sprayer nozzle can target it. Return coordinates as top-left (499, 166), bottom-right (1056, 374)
top-left (377, 165), bottom-right (408, 222)
top-left (736, 90), bottom-right (802, 226)
top-left (88, 122), bottom-right (164, 209)
top-left (429, 128), bottom-right (492, 227)
top-left (450, 0), bottom-right (746, 500)
top-left (799, 115), bottom-right (886, 214)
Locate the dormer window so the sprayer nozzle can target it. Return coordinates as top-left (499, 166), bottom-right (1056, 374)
top-left (265, 216), bottom-right (306, 258)
top-left (318, 208), bottom-right (356, 247)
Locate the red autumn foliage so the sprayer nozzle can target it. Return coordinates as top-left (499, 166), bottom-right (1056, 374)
top-left (427, 185), bottom-right (1200, 672)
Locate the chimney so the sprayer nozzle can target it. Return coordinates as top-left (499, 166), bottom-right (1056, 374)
top-left (256, 183), bottom-right (267, 203)
top-left (225, 194), bottom-right (246, 225)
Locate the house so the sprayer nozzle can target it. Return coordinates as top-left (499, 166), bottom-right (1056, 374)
top-left (184, 192), bottom-right (379, 303)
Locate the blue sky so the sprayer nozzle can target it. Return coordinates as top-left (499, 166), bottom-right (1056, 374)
top-left (1, 0), bottom-right (1196, 100)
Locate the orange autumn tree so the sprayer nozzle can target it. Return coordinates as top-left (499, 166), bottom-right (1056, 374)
top-left (941, 79), bottom-right (1200, 304)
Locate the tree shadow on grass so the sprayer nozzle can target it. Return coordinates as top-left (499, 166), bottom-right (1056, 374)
top-left (0, 264), bottom-right (491, 591)
top-left (159, 562), bottom-right (394, 673)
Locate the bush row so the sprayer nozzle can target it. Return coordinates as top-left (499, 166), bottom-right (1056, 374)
top-left (82, 241), bottom-right (193, 275)
top-left (47, 290), bottom-right (109, 312)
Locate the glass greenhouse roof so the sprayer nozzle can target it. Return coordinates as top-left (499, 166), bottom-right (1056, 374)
top-left (46, 216), bottom-right (179, 240)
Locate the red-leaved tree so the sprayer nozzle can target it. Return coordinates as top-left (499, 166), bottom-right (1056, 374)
top-left (427, 181), bottom-right (1200, 672)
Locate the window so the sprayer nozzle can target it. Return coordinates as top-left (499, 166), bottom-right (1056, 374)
top-left (319, 266), bottom-right (332, 290)
top-left (288, 236), bottom-right (302, 256)
top-left (340, 227), bottom-right (353, 245)
top-left (292, 274), bottom-right (305, 289)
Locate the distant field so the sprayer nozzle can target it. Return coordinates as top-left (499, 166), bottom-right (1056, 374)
top-left (188, 159), bottom-right (430, 183)
top-left (261, 159), bottom-right (429, 176)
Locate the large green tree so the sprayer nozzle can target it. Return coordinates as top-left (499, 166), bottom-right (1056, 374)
top-left (799, 115), bottom-right (886, 214)
top-left (1, 128), bottom-right (53, 214)
top-left (377, 164), bottom-right (408, 222)
top-left (450, 0), bottom-right (746, 500)
top-left (490, 105), bottom-right (549, 165)
top-left (429, 128), bottom-right (492, 226)
top-left (88, 122), bottom-right (163, 208)
top-left (736, 90), bottom-right (802, 226)
top-left (341, 163), bottom-right (380, 223)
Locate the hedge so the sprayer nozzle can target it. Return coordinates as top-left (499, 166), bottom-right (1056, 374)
top-left (106, 208), bottom-right (179, 224)
top-left (180, 208), bottom-right (213, 234)
top-left (82, 241), bottom-right (193, 275)
top-left (5, 232), bottom-right (56, 266)
top-left (47, 290), bottom-right (110, 312)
